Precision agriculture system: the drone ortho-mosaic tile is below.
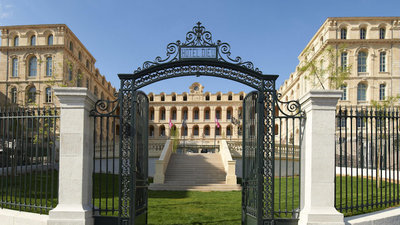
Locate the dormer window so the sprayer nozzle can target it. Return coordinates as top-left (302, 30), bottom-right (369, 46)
top-left (161, 95), bottom-right (165, 101)
top-left (360, 28), bottom-right (366, 39)
top-left (183, 94), bottom-right (187, 101)
top-left (217, 95), bottom-right (221, 101)
top-left (379, 28), bottom-right (385, 39)
top-left (340, 28), bottom-right (347, 39)
top-left (30, 35), bottom-right (36, 46)
top-left (205, 94), bottom-right (210, 101)
top-left (14, 36), bottom-right (19, 46)
top-left (48, 35), bottom-right (53, 45)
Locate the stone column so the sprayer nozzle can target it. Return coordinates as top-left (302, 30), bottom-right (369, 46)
top-left (298, 90), bottom-right (344, 225)
top-left (48, 88), bottom-right (96, 225)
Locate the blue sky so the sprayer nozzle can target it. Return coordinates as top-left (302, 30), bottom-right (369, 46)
top-left (1, 0), bottom-right (400, 94)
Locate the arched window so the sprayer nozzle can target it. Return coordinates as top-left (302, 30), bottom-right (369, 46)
top-left (161, 94), bottom-right (165, 101)
top-left (340, 52), bottom-right (347, 70)
top-left (149, 94), bottom-right (154, 101)
top-left (215, 107), bottom-right (221, 119)
top-left (29, 56), bottom-right (37, 77)
top-left (182, 107), bottom-right (188, 120)
top-left (14, 36), bottom-right (19, 46)
top-left (86, 60), bottom-right (89, 69)
top-left (86, 78), bottom-right (90, 89)
top-left (215, 126), bottom-right (221, 136)
top-left (217, 94), bottom-right (221, 101)
top-left (379, 84), bottom-right (386, 101)
top-left (226, 125), bottom-right (232, 136)
top-left (94, 86), bottom-right (98, 97)
top-left (149, 126), bottom-right (154, 137)
top-left (45, 87), bottom-right (52, 103)
top-left (205, 94), bottom-right (210, 101)
top-left (171, 107), bottom-right (177, 120)
top-left (204, 125), bottom-right (210, 136)
top-left (27, 86), bottom-right (36, 103)
top-left (204, 107), bottom-right (210, 120)
top-left (12, 58), bottom-right (18, 77)
top-left (340, 84), bottom-right (347, 101)
top-left (30, 35), bottom-right (36, 46)
top-left (159, 125), bottom-right (165, 137)
top-left (340, 28), bottom-right (347, 39)
top-left (11, 87), bottom-right (17, 104)
top-left (379, 28), bottom-right (385, 39)
top-left (172, 94), bottom-right (176, 101)
top-left (160, 107), bottom-right (166, 120)
top-left (357, 83), bottom-right (367, 101)
top-left (193, 107), bottom-right (199, 120)
top-left (69, 41), bottom-right (73, 51)
top-left (183, 94), bottom-right (187, 101)
top-left (78, 52), bottom-right (82, 61)
top-left (193, 125), bottom-right (199, 136)
top-left (357, 52), bottom-right (367, 72)
top-left (48, 35), bottom-right (53, 45)
top-left (149, 107), bottom-right (155, 120)
top-left (360, 28), bottom-right (366, 39)
top-left (77, 70), bottom-right (82, 87)
top-left (228, 94), bottom-right (232, 101)
top-left (46, 57), bottom-right (52, 76)
top-left (240, 94), bottom-right (244, 100)
top-left (181, 126), bottom-right (188, 136)
top-left (68, 65), bottom-right (73, 81)
top-left (380, 52), bottom-right (386, 72)
top-left (226, 107), bottom-right (232, 120)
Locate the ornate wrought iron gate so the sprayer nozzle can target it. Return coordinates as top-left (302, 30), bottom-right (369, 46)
top-left (243, 91), bottom-right (262, 225)
top-left (91, 91), bottom-right (148, 225)
top-left (90, 22), bottom-right (304, 225)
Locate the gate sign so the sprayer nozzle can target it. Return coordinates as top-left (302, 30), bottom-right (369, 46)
top-left (180, 47), bottom-right (217, 59)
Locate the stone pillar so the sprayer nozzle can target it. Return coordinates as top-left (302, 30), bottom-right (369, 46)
top-left (298, 90), bottom-right (344, 225)
top-left (48, 88), bottom-right (96, 225)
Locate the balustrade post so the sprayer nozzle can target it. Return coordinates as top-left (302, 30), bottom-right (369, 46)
top-left (48, 88), bottom-right (96, 225)
top-left (298, 90), bottom-right (344, 225)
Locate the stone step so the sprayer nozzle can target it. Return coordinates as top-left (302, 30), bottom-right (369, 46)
top-left (149, 183), bottom-right (241, 191)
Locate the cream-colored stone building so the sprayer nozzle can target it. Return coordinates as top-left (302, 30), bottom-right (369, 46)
top-left (148, 82), bottom-right (244, 153)
top-left (279, 17), bottom-right (400, 106)
top-left (0, 24), bottom-right (116, 107)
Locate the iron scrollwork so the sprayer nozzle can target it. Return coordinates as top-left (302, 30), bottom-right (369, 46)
top-left (90, 94), bottom-right (120, 116)
top-left (276, 93), bottom-right (304, 117)
top-left (134, 22), bottom-right (261, 74)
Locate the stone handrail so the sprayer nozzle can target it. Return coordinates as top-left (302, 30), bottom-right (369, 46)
top-left (153, 139), bottom-right (173, 184)
top-left (219, 140), bottom-right (237, 185)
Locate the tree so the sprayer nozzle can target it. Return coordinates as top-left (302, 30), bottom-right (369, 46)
top-left (299, 45), bottom-right (351, 90)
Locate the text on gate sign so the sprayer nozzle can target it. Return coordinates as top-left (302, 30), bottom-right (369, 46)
top-left (180, 47), bottom-right (217, 59)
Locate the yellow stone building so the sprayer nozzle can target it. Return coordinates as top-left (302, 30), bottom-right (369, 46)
top-left (148, 82), bottom-right (244, 155)
top-left (0, 24), bottom-right (116, 107)
top-left (279, 17), bottom-right (400, 106)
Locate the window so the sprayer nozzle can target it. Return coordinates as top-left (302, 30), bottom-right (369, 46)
top-left (227, 108), bottom-right (232, 120)
top-left (227, 126), bottom-right (232, 136)
top-left (238, 126), bottom-right (243, 135)
top-left (12, 58), bottom-right (18, 77)
top-left (77, 70), bottom-right (82, 87)
top-left (160, 108), bottom-right (166, 120)
top-left (172, 95), bottom-right (176, 101)
top-left (69, 41), bottom-right (73, 51)
top-left (360, 28), bottom-right (366, 39)
top-left (337, 117), bottom-right (346, 127)
top-left (193, 108), bottom-right (199, 120)
top-left (217, 95), bottom-right (221, 101)
top-left (78, 52), bottom-right (82, 61)
top-left (205, 94), bottom-right (210, 101)
top-left (215, 126), bottom-right (221, 136)
top-left (86, 60), bottom-right (89, 69)
top-left (46, 57), bottom-right (52, 76)
top-left (380, 52), bottom-right (386, 72)
top-left (29, 56), bottom-right (37, 77)
top-left (240, 94), bottom-right (244, 100)
top-left (30, 35), bottom-right (36, 46)
top-left (171, 108), bottom-right (177, 120)
top-left (193, 126), bottom-right (199, 136)
top-left (14, 36), bottom-right (19, 46)
top-left (181, 126), bottom-right (188, 136)
top-left (68, 65), bottom-right (73, 81)
top-left (183, 94), bottom-right (187, 101)
top-left (149, 95), bottom-right (154, 101)
top-left (48, 35), bottom-right (53, 45)
top-left (27, 86), bottom-right (36, 103)
top-left (228, 95), bottom-right (232, 100)
top-left (150, 108), bottom-right (154, 120)
top-left (204, 108), bottom-right (210, 120)
top-left (340, 85), bottom-right (347, 101)
top-left (216, 108), bottom-right (221, 119)
top-left (182, 108), bottom-right (188, 120)
top-left (379, 84), bottom-right (386, 101)
top-left (340, 52), bottom-right (347, 70)
top-left (149, 126), bottom-right (154, 137)
top-left (161, 95), bottom-right (165, 101)
top-left (86, 78), bottom-right (90, 89)
top-left (11, 87), bottom-right (17, 104)
top-left (340, 28), bottom-right (347, 39)
top-left (45, 87), bottom-right (52, 103)
top-left (238, 107), bottom-right (243, 119)
top-left (357, 83), bottom-right (367, 101)
top-left (357, 52), bottom-right (367, 72)
top-left (379, 28), bottom-right (385, 39)
top-left (204, 126), bottom-right (210, 136)
top-left (94, 86), bottom-right (98, 97)
top-left (159, 126), bottom-right (165, 137)
top-left (356, 116), bottom-right (365, 128)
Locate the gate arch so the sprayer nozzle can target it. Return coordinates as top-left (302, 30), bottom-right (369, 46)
top-left (92, 22), bottom-right (303, 225)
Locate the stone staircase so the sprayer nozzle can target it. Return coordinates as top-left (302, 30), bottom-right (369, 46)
top-left (150, 153), bottom-right (241, 191)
